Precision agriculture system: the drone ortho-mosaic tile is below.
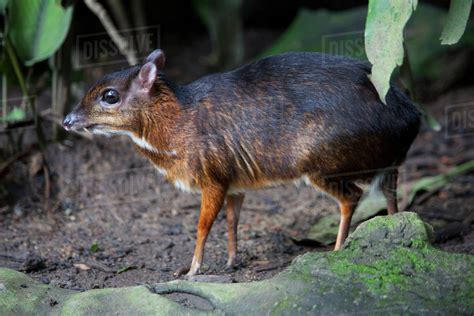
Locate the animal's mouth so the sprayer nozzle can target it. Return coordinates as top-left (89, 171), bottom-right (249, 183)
top-left (63, 113), bottom-right (124, 136)
top-left (64, 120), bottom-right (108, 134)
top-left (79, 124), bottom-right (128, 138)
top-left (69, 123), bottom-right (102, 133)
top-left (78, 124), bottom-right (119, 137)
top-left (80, 124), bottom-right (103, 133)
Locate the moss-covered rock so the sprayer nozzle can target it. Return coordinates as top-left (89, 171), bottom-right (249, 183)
top-left (1, 212), bottom-right (473, 315)
top-left (0, 268), bottom-right (74, 315)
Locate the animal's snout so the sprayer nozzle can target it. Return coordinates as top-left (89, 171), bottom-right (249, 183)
top-left (63, 112), bottom-right (79, 131)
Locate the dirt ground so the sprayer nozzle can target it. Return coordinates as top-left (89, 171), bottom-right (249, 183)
top-left (1, 31), bottom-right (473, 291)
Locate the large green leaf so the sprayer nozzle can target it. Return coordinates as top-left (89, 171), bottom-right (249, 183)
top-left (8, 0), bottom-right (73, 66)
top-left (365, 0), bottom-right (418, 104)
top-left (440, 0), bottom-right (473, 45)
top-left (2, 107), bottom-right (26, 122)
top-left (261, 8), bottom-right (367, 59)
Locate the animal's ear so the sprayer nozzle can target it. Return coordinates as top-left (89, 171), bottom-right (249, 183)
top-left (145, 49), bottom-right (165, 70)
top-left (137, 62), bottom-right (157, 92)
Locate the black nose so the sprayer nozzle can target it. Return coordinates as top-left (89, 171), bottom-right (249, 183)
top-left (63, 113), bottom-right (77, 131)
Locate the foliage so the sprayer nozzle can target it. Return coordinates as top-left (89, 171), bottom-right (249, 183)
top-left (262, 5), bottom-right (474, 81)
top-left (0, 0), bottom-right (74, 145)
top-left (261, 4), bottom-right (472, 130)
top-left (366, 0), bottom-right (472, 103)
top-left (365, 0), bottom-right (418, 104)
top-left (261, 8), bottom-right (367, 60)
top-left (90, 241), bottom-right (100, 253)
top-left (7, 0), bottom-right (73, 66)
top-left (441, 0), bottom-right (473, 44)
top-left (2, 107), bottom-right (25, 122)
top-left (263, 2), bottom-right (472, 105)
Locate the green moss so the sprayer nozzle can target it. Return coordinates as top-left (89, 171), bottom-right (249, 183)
top-left (0, 269), bottom-right (73, 315)
top-left (330, 249), bottom-right (417, 293)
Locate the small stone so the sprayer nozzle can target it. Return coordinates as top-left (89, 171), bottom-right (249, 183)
top-left (13, 204), bottom-right (24, 218)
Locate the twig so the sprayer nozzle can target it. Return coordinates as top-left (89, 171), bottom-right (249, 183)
top-left (105, 0), bottom-right (132, 31)
top-left (84, 0), bottom-right (138, 66)
top-left (0, 147), bottom-right (33, 175)
top-left (85, 259), bottom-right (116, 273)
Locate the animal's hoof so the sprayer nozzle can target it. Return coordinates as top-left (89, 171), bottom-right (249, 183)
top-left (186, 265), bottom-right (201, 278)
top-left (222, 261), bottom-right (237, 273)
top-left (185, 270), bottom-right (199, 279)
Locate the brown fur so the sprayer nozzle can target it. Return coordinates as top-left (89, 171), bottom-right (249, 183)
top-left (63, 50), bottom-right (421, 276)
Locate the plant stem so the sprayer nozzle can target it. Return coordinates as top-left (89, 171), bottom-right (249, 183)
top-left (4, 37), bottom-right (28, 102)
top-left (2, 73), bottom-right (6, 128)
top-left (5, 36), bottom-right (45, 148)
top-left (84, 0), bottom-right (137, 66)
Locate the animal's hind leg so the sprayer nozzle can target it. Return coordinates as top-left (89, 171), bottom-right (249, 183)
top-left (381, 169), bottom-right (399, 215)
top-left (308, 175), bottom-right (363, 250)
top-left (226, 193), bottom-right (245, 268)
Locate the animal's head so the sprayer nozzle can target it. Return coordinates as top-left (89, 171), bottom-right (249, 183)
top-left (63, 49), bottom-right (174, 137)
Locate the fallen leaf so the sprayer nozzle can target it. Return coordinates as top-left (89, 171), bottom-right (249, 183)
top-left (116, 265), bottom-right (137, 274)
top-left (74, 263), bottom-right (91, 271)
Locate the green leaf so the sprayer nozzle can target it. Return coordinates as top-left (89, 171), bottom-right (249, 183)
top-left (440, 0), bottom-right (473, 45)
top-left (116, 265), bottom-right (137, 274)
top-left (424, 110), bottom-right (442, 131)
top-left (260, 8), bottom-right (368, 59)
top-left (2, 107), bottom-right (26, 122)
top-left (90, 241), bottom-right (100, 253)
top-left (365, 0), bottom-right (418, 104)
top-left (8, 0), bottom-right (73, 65)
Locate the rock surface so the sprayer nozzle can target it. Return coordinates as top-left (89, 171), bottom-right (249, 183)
top-left (1, 212), bottom-right (473, 315)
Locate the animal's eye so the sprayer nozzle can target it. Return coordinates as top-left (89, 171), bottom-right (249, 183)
top-left (102, 89), bottom-right (120, 105)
